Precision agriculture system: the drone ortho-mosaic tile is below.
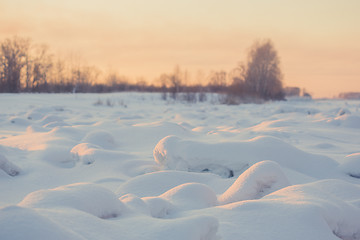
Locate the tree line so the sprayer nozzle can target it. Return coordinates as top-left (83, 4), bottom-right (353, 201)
top-left (1, 35), bottom-right (291, 103)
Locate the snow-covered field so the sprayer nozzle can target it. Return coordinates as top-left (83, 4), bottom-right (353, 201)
top-left (1, 93), bottom-right (360, 240)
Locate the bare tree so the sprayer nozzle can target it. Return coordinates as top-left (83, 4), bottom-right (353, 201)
top-left (71, 65), bottom-right (100, 93)
top-left (159, 73), bottom-right (169, 100)
top-left (135, 77), bottom-right (148, 91)
top-left (105, 71), bottom-right (128, 92)
top-left (243, 39), bottom-right (284, 100)
top-left (169, 65), bottom-right (183, 100)
top-left (0, 52), bottom-right (5, 91)
top-left (0, 36), bottom-right (30, 92)
top-left (52, 57), bottom-right (67, 92)
top-left (31, 44), bottom-right (53, 92)
top-left (209, 70), bottom-right (227, 92)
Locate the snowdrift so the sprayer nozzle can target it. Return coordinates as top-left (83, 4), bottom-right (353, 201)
top-left (19, 183), bottom-right (127, 219)
top-left (0, 93), bottom-right (360, 240)
top-left (0, 206), bottom-right (86, 240)
top-left (153, 135), bottom-right (339, 178)
top-left (339, 153), bottom-right (360, 178)
top-left (212, 179), bottom-right (360, 240)
top-left (218, 160), bottom-right (290, 204)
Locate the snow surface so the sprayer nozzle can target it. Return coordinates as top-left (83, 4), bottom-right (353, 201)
top-left (1, 93), bottom-right (360, 240)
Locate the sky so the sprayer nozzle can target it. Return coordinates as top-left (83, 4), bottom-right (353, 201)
top-left (0, 0), bottom-right (359, 98)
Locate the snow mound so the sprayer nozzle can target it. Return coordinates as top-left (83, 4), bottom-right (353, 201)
top-left (26, 125), bottom-right (47, 133)
top-left (26, 109), bottom-right (45, 120)
top-left (0, 206), bottom-right (85, 240)
top-left (71, 143), bottom-right (133, 165)
top-left (328, 114), bottom-right (360, 128)
top-left (81, 130), bottom-right (117, 149)
top-left (49, 126), bottom-right (84, 141)
top-left (70, 143), bottom-right (100, 165)
top-left (151, 215), bottom-right (219, 240)
top-left (339, 153), bottom-right (360, 178)
top-left (339, 115), bottom-right (360, 128)
top-left (218, 160), bottom-right (290, 204)
top-left (120, 194), bottom-right (150, 215)
top-left (217, 179), bottom-right (360, 240)
top-left (0, 153), bottom-right (21, 176)
top-left (153, 135), bottom-right (241, 177)
top-left (142, 196), bottom-right (174, 218)
top-left (336, 108), bottom-right (351, 116)
top-left (301, 179), bottom-right (360, 202)
top-left (19, 183), bottom-right (127, 219)
top-left (116, 170), bottom-right (228, 197)
top-left (153, 135), bottom-right (338, 178)
top-left (160, 182), bottom-right (218, 210)
top-left (9, 116), bottom-right (31, 126)
top-left (26, 106), bottom-right (65, 121)
top-left (38, 145), bottom-right (75, 168)
top-left (264, 180), bottom-right (360, 240)
top-left (40, 115), bottom-right (65, 125)
top-left (118, 176), bottom-right (219, 216)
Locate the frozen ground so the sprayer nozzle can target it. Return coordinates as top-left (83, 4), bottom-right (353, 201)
top-left (0, 93), bottom-right (360, 240)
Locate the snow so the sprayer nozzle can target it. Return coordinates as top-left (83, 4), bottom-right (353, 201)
top-left (204, 179), bottom-right (360, 240)
top-left (153, 135), bottom-right (339, 178)
top-left (81, 130), bottom-right (117, 149)
top-left (263, 180), bottom-right (360, 240)
top-left (19, 182), bottom-right (127, 219)
top-left (0, 152), bottom-right (22, 176)
top-left (0, 206), bottom-right (86, 240)
top-left (339, 153), bottom-right (360, 178)
top-left (218, 160), bottom-right (290, 204)
top-left (158, 182), bottom-right (218, 211)
top-left (1, 93), bottom-right (360, 240)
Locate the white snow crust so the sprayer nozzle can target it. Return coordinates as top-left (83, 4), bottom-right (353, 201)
top-left (0, 93), bottom-right (360, 240)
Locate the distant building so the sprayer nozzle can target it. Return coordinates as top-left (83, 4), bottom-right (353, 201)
top-left (284, 87), bottom-right (312, 100)
top-left (339, 92), bottom-right (360, 99)
top-left (284, 87), bottom-right (301, 97)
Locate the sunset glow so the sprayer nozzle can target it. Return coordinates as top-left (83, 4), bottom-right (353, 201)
top-left (1, 0), bottom-right (359, 98)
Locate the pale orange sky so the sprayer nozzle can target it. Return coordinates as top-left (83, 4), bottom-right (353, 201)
top-left (1, 0), bottom-right (359, 98)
